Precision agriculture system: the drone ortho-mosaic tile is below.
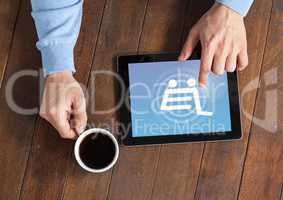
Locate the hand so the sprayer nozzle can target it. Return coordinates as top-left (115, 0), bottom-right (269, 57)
top-left (39, 71), bottom-right (87, 139)
top-left (179, 2), bottom-right (248, 86)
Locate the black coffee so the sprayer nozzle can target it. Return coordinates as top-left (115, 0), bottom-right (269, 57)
top-left (79, 133), bottom-right (116, 169)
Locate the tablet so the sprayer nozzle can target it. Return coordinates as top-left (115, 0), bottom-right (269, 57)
top-left (117, 52), bottom-right (241, 146)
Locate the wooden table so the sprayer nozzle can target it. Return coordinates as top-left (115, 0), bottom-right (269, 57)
top-left (0, 0), bottom-right (282, 199)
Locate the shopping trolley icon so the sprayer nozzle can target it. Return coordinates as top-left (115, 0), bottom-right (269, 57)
top-left (160, 78), bottom-right (213, 116)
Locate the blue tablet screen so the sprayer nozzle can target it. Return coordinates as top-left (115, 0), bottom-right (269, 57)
top-left (128, 60), bottom-right (232, 137)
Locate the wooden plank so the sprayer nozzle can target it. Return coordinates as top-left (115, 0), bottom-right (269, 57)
top-left (62, 0), bottom-right (149, 199)
top-left (138, 0), bottom-right (190, 53)
top-left (107, 1), bottom-right (198, 200)
top-left (150, 144), bottom-right (204, 200)
top-left (238, 0), bottom-right (283, 198)
top-left (193, 0), bottom-right (273, 199)
top-left (0, 0), bottom-right (21, 86)
top-left (19, 0), bottom-right (106, 199)
top-left (149, 2), bottom-right (214, 200)
top-left (0, 0), bottom-right (41, 199)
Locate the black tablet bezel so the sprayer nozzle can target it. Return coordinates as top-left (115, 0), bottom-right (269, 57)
top-left (117, 52), bottom-right (242, 146)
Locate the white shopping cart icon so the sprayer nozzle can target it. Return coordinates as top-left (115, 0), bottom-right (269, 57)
top-left (160, 78), bottom-right (213, 116)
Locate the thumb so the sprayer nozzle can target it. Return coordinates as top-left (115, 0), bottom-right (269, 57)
top-left (72, 95), bottom-right (87, 135)
top-left (54, 110), bottom-right (77, 139)
top-left (179, 29), bottom-right (199, 61)
top-left (70, 115), bottom-right (87, 135)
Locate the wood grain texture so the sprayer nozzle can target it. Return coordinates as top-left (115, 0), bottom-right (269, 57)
top-left (0, 0), bottom-right (40, 199)
top-left (19, 0), bottom-right (106, 199)
top-left (63, 0), bottom-right (149, 199)
top-left (238, 0), bottom-right (283, 198)
top-left (149, 1), bottom-right (214, 200)
top-left (0, 0), bottom-right (281, 199)
top-left (0, 0), bottom-right (21, 86)
top-left (150, 144), bottom-right (204, 200)
top-left (107, 1), bottom-right (196, 200)
top-left (193, 0), bottom-right (273, 199)
top-left (138, 0), bottom-right (189, 53)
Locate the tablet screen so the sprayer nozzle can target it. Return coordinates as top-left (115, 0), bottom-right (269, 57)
top-left (128, 60), bottom-right (232, 137)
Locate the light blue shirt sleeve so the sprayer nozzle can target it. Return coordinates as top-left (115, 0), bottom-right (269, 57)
top-left (31, 0), bottom-right (83, 76)
top-left (216, 0), bottom-right (254, 16)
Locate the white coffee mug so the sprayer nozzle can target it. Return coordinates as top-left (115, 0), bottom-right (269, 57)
top-left (74, 128), bottom-right (119, 173)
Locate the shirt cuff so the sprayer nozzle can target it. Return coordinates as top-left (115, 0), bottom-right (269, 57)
top-left (216, 0), bottom-right (254, 16)
top-left (39, 43), bottom-right (76, 76)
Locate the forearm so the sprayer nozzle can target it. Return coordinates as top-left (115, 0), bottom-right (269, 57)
top-left (31, 0), bottom-right (83, 76)
top-left (216, 0), bottom-right (254, 16)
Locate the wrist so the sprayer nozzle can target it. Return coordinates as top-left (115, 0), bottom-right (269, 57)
top-left (207, 2), bottom-right (244, 27)
top-left (46, 70), bottom-right (73, 81)
top-left (213, 2), bottom-right (243, 18)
